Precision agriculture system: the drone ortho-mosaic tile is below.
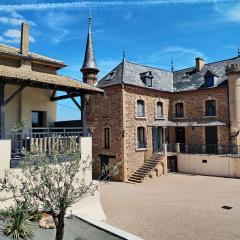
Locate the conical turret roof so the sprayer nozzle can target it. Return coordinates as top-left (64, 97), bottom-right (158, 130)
top-left (81, 16), bottom-right (99, 72)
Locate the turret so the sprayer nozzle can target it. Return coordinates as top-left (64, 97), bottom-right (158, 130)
top-left (81, 16), bottom-right (99, 85)
top-left (226, 63), bottom-right (240, 145)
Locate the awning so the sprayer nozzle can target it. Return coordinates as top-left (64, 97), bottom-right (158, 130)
top-left (148, 120), bottom-right (176, 127)
top-left (148, 120), bottom-right (226, 127)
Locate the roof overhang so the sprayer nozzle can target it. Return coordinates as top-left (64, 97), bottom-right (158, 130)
top-left (0, 65), bottom-right (104, 94)
top-left (148, 120), bottom-right (226, 127)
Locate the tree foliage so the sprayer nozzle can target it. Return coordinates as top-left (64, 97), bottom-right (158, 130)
top-left (0, 139), bottom-right (120, 240)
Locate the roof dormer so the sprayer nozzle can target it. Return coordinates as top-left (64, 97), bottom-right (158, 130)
top-left (140, 71), bottom-right (153, 87)
top-left (204, 70), bottom-right (218, 88)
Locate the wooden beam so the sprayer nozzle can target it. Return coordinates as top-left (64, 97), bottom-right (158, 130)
top-left (70, 96), bottom-right (82, 111)
top-left (0, 83), bottom-right (5, 139)
top-left (50, 89), bottom-right (56, 100)
top-left (50, 92), bottom-right (81, 101)
top-left (5, 86), bottom-right (25, 105)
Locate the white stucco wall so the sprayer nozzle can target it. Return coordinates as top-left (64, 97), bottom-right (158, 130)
top-left (4, 85), bottom-right (56, 133)
top-left (0, 137), bottom-right (106, 221)
top-left (177, 153), bottom-right (240, 178)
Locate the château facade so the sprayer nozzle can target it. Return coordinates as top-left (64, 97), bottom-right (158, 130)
top-left (81, 18), bottom-right (240, 182)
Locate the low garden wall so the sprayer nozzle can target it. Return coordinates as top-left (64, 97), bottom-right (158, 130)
top-left (0, 137), bottom-right (106, 221)
top-left (177, 153), bottom-right (240, 178)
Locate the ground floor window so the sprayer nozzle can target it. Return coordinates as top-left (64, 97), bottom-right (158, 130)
top-left (104, 127), bottom-right (110, 149)
top-left (137, 127), bottom-right (146, 148)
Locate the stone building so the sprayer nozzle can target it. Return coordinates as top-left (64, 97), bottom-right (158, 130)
top-left (82, 18), bottom-right (240, 182)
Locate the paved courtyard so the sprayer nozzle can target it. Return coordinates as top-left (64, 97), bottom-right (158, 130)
top-left (100, 174), bottom-right (240, 240)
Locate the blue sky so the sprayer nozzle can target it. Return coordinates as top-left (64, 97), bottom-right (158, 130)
top-left (0, 0), bottom-right (239, 121)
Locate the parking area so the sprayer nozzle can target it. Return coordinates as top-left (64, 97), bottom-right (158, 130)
top-left (101, 173), bottom-right (240, 240)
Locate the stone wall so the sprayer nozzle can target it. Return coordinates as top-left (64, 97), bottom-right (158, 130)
top-left (86, 85), bottom-right (125, 181)
top-left (171, 86), bottom-right (229, 145)
top-left (123, 85), bottom-right (171, 179)
top-left (86, 83), bottom-right (231, 181)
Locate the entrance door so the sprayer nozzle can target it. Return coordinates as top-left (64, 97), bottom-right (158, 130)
top-left (100, 155), bottom-right (110, 180)
top-left (175, 127), bottom-right (185, 152)
top-left (152, 127), bottom-right (163, 153)
top-left (205, 126), bottom-right (218, 153)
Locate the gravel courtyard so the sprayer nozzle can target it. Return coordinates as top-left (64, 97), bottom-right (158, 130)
top-left (100, 174), bottom-right (240, 240)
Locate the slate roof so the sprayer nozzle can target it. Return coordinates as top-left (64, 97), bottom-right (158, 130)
top-left (97, 56), bottom-right (240, 92)
top-left (0, 44), bottom-right (65, 68)
top-left (97, 61), bottom-right (173, 92)
top-left (173, 56), bottom-right (240, 92)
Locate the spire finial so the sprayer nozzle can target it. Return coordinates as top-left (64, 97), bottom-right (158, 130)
top-left (88, 9), bottom-right (92, 31)
top-left (171, 57), bottom-right (174, 72)
top-left (123, 47), bottom-right (126, 62)
top-left (238, 44), bottom-right (240, 57)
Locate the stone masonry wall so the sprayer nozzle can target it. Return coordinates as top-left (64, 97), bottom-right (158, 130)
top-left (87, 83), bottom-right (230, 182)
top-left (123, 85), bottom-right (171, 179)
top-left (86, 85), bottom-right (125, 181)
top-left (171, 86), bottom-right (229, 145)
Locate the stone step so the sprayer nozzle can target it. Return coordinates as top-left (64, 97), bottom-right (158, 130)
top-left (132, 172), bottom-right (145, 178)
top-left (128, 177), bottom-right (142, 183)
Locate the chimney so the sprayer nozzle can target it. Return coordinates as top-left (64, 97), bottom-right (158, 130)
top-left (20, 22), bottom-right (29, 55)
top-left (195, 57), bottom-right (204, 72)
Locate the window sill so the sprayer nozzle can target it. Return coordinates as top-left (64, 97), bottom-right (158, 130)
top-left (155, 117), bottom-right (165, 120)
top-left (136, 148), bottom-right (148, 151)
top-left (173, 117), bottom-right (185, 120)
top-left (203, 115), bottom-right (217, 118)
top-left (135, 117), bottom-right (147, 120)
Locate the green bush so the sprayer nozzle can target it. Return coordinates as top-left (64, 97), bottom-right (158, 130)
top-left (1, 206), bottom-right (33, 240)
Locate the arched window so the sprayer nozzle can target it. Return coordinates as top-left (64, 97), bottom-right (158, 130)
top-left (156, 102), bottom-right (164, 119)
top-left (137, 100), bottom-right (145, 117)
top-left (175, 102), bottom-right (184, 118)
top-left (137, 127), bottom-right (146, 148)
top-left (205, 100), bottom-right (216, 116)
top-left (104, 127), bottom-right (110, 149)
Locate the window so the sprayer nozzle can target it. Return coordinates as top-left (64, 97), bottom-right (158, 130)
top-left (156, 102), bottom-right (164, 119)
top-left (205, 100), bottom-right (216, 116)
top-left (104, 128), bottom-right (110, 149)
top-left (32, 111), bottom-right (44, 128)
top-left (140, 71), bottom-right (153, 87)
top-left (137, 127), bottom-right (146, 149)
top-left (205, 76), bottom-right (214, 87)
top-left (175, 103), bottom-right (184, 118)
top-left (137, 100), bottom-right (145, 117)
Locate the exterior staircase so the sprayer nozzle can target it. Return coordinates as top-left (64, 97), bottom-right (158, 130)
top-left (128, 154), bottom-right (166, 183)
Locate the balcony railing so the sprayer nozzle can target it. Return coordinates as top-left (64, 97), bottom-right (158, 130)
top-left (4, 127), bottom-right (83, 168)
top-left (180, 144), bottom-right (240, 156)
top-left (154, 143), bottom-right (240, 156)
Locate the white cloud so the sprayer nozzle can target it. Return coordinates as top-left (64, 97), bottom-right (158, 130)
top-left (135, 46), bottom-right (206, 71)
top-left (0, 9), bottom-right (35, 26)
top-left (0, 29), bottom-right (35, 44)
top-left (225, 3), bottom-right (240, 22)
top-left (124, 12), bottom-right (132, 21)
top-left (0, 1), bottom-right (237, 11)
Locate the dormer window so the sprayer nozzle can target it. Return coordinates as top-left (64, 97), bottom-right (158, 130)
top-left (205, 76), bottom-right (214, 87)
top-left (140, 71), bottom-right (153, 87)
top-left (105, 71), bottom-right (116, 81)
top-left (204, 70), bottom-right (218, 88)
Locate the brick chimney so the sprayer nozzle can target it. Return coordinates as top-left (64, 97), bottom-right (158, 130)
top-left (195, 57), bottom-right (204, 72)
top-left (20, 22), bottom-right (29, 55)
